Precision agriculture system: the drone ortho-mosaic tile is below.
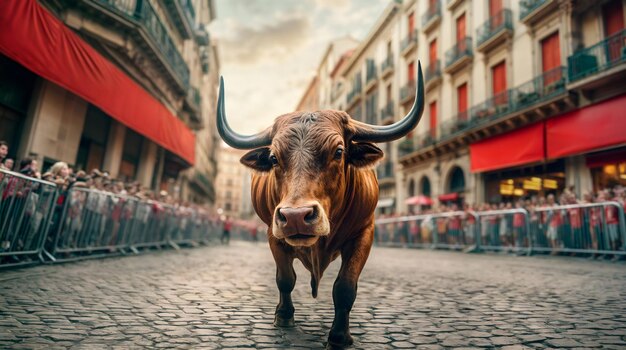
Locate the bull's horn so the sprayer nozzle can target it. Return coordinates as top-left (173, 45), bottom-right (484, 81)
top-left (353, 61), bottom-right (425, 143)
top-left (216, 76), bottom-right (272, 149)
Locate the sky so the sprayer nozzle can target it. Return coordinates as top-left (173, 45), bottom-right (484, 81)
top-left (209, 0), bottom-right (390, 135)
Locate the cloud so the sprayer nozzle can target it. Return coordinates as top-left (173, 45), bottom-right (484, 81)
top-left (215, 13), bottom-right (312, 65)
top-left (315, 0), bottom-right (350, 11)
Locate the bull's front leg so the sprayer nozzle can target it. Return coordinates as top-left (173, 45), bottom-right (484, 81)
top-left (327, 228), bottom-right (374, 349)
top-left (269, 237), bottom-right (296, 327)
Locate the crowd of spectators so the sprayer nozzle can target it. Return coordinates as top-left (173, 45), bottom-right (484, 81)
top-left (376, 187), bottom-right (626, 257)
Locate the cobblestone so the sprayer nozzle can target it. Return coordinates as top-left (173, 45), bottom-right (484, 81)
top-left (1, 242), bottom-right (625, 349)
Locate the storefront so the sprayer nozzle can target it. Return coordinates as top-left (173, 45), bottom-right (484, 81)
top-left (483, 160), bottom-right (566, 203)
top-left (586, 147), bottom-right (626, 191)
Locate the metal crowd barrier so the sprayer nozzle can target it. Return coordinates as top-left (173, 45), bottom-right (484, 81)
top-left (375, 211), bottom-right (480, 251)
top-left (375, 203), bottom-right (626, 257)
top-left (533, 202), bottom-right (626, 256)
top-left (0, 170), bottom-right (58, 267)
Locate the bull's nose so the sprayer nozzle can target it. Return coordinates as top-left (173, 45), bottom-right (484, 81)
top-left (276, 206), bottom-right (318, 236)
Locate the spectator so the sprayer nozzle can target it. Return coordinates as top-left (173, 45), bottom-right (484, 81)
top-left (1, 157), bottom-right (14, 171)
top-left (0, 141), bottom-right (8, 165)
top-left (221, 216), bottom-right (232, 245)
top-left (18, 158), bottom-right (40, 179)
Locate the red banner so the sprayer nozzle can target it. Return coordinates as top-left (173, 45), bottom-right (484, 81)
top-left (0, 0), bottom-right (196, 165)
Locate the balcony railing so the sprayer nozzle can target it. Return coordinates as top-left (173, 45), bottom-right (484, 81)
top-left (445, 37), bottom-right (473, 68)
top-left (179, 0), bottom-right (196, 27)
top-left (398, 131), bottom-right (436, 157)
top-left (377, 162), bottom-right (394, 179)
top-left (190, 86), bottom-right (201, 110)
top-left (351, 105), bottom-right (363, 121)
top-left (401, 29), bottom-right (418, 53)
top-left (476, 9), bottom-right (513, 48)
top-left (520, 0), bottom-right (548, 20)
top-left (381, 54), bottom-right (394, 75)
top-left (421, 0), bottom-right (442, 29)
top-left (567, 30), bottom-right (626, 83)
top-left (400, 80), bottom-right (416, 103)
top-left (469, 90), bottom-right (513, 123)
top-left (425, 60), bottom-right (442, 84)
top-left (366, 105), bottom-right (378, 125)
top-left (99, 0), bottom-right (190, 89)
top-left (380, 101), bottom-right (394, 122)
top-left (511, 66), bottom-right (566, 110)
top-left (366, 64), bottom-right (378, 84)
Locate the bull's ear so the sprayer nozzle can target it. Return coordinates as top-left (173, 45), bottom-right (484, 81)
top-left (349, 142), bottom-right (383, 167)
top-left (240, 147), bottom-right (272, 171)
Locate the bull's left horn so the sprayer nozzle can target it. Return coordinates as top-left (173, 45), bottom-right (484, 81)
top-left (216, 76), bottom-right (272, 149)
top-left (353, 61), bottom-right (425, 143)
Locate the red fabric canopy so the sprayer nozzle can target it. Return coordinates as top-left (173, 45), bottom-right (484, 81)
top-left (405, 195), bottom-right (433, 205)
top-left (438, 193), bottom-right (460, 201)
top-left (470, 122), bottom-right (545, 173)
top-left (0, 0), bottom-right (195, 165)
top-left (546, 94), bottom-right (626, 159)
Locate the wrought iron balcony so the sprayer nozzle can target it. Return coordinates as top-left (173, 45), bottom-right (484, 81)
top-left (476, 9), bottom-right (513, 52)
top-left (400, 80), bottom-right (416, 104)
top-left (520, 0), bottom-right (548, 20)
top-left (445, 37), bottom-right (473, 73)
top-left (567, 30), bottom-right (626, 83)
top-left (380, 101), bottom-right (394, 123)
top-left (365, 105), bottom-right (378, 125)
top-left (421, 0), bottom-right (442, 32)
top-left (380, 54), bottom-right (394, 77)
top-left (401, 29), bottom-right (418, 55)
top-left (98, 0), bottom-right (190, 89)
top-left (511, 66), bottom-right (566, 110)
top-left (425, 60), bottom-right (442, 86)
top-left (162, 0), bottom-right (196, 39)
top-left (377, 162), bottom-right (394, 179)
top-left (366, 61), bottom-right (378, 87)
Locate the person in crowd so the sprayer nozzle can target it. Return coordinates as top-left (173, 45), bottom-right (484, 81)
top-left (221, 216), bottom-right (232, 245)
top-left (513, 201), bottom-right (526, 248)
top-left (1, 157), bottom-right (14, 171)
top-left (18, 158), bottom-right (40, 179)
top-left (546, 194), bottom-right (561, 254)
top-left (448, 204), bottom-right (461, 245)
top-left (0, 141), bottom-right (8, 165)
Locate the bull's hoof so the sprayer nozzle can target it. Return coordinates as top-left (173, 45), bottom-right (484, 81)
top-left (273, 315), bottom-right (295, 328)
top-left (327, 330), bottom-right (353, 349)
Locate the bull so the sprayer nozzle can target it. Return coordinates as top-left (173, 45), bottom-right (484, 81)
top-left (216, 63), bottom-right (424, 348)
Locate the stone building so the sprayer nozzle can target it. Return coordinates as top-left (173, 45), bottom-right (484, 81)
top-left (297, 0), bottom-right (626, 213)
top-left (0, 0), bottom-right (220, 204)
top-left (214, 146), bottom-right (250, 220)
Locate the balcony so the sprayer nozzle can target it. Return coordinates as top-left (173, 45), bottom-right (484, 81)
top-left (365, 63), bottom-right (378, 91)
top-left (400, 80), bottom-right (416, 105)
top-left (377, 162), bottom-right (394, 180)
top-left (161, 0), bottom-right (196, 39)
top-left (425, 60), bottom-right (442, 90)
top-left (445, 37), bottom-right (473, 74)
top-left (476, 9), bottom-right (513, 53)
top-left (401, 29), bottom-right (418, 56)
top-left (346, 86), bottom-right (362, 107)
top-left (398, 131), bottom-right (435, 158)
top-left (567, 30), bottom-right (626, 86)
top-left (380, 54), bottom-right (394, 78)
top-left (421, 0), bottom-right (442, 33)
top-left (447, 0), bottom-right (464, 10)
top-left (95, 0), bottom-right (190, 90)
top-left (350, 105), bottom-right (363, 121)
top-left (365, 106), bottom-right (378, 125)
top-left (519, 0), bottom-right (558, 26)
top-left (380, 101), bottom-right (395, 125)
top-left (192, 170), bottom-right (215, 200)
top-left (400, 67), bottom-right (572, 165)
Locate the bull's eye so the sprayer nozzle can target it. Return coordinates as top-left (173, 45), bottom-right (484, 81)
top-left (334, 148), bottom-right (344, 160)
top-left (269, 155), bottom-right (279, 167)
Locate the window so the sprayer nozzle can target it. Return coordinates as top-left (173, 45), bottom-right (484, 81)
top-left (429, 39), bottom-right (437, 63)
top-left (456, 13), bottom-right (466, 44)
top-left (407, 61), bottom-right (415, 82)
top-left (408, 12), bottom-right (415, 33)
top-left (603, 0), bottom-right (624, 37)
top-left (457, 83), bottom-right (468, 120)
top-left (429, 101), bottom-right (437, 138)
top-left (491, 61), bottom-right (507, 105)
top-left (541, 32), bottom-right (561, 85)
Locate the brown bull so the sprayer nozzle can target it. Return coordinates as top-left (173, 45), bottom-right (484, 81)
top-left (216, 63), bottom-right (424, 349)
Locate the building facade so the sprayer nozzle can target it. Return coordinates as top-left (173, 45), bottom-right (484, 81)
top-left (214, 146), bottom-right (251, 220)
top-left (0, 0), bottom-right (219, 204)
top-left (298, 0), bottom-right (626, 213)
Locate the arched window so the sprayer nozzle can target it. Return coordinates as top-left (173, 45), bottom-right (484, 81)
top-left (408, 179), bottom-right (416, 197)
top-left (448, 166), bottom-right (465, 193)
top-left (420, 176), bottom-right (431, 197)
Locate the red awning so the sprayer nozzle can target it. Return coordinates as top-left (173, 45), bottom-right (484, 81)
top-left (405, 195), bottom-right (433, 205)
top-left (0, 0), bottom-right (195, 165)
top-left (438, 193), bottom-right (460, 202)
top-left (546, 94), bottom-right (626, 159)
top-left (470, 122), bottom-right (545, 173)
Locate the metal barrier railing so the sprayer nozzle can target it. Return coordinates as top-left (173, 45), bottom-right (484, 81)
top-left (532, 202), bottom-right (626, 256)
top-left (0, 170), bottom-right (58, 267)
top-left (374, 203), bottom-right (626, 257)
top-left (375, 211), bottom-right (480, 250)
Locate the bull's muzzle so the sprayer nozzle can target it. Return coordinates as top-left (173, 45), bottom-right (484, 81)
top-left (273, 203), bottom-right (329, 246)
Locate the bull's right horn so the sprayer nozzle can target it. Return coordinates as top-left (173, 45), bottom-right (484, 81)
top-left (216, 77), bottom-right (272, 149)
top-left (353, 61), bottom-right (425, 143)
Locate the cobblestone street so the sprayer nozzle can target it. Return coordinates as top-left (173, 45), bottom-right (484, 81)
top-left (1, 242), bottom-right (625, 349)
